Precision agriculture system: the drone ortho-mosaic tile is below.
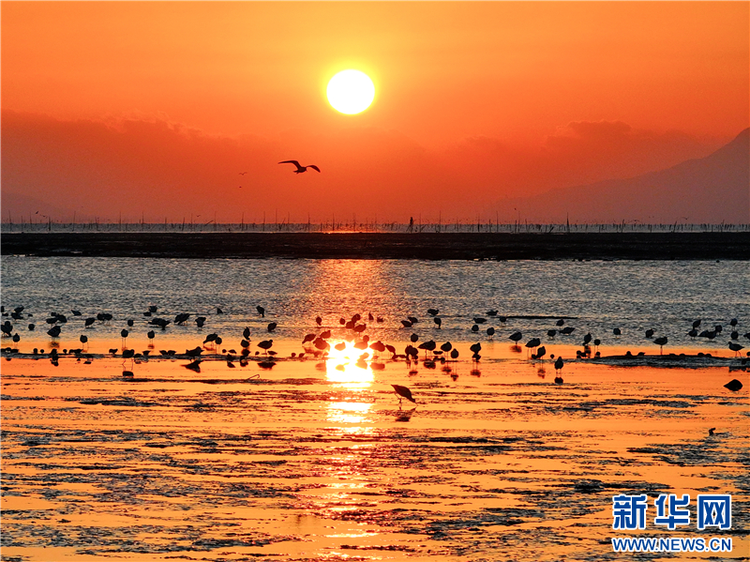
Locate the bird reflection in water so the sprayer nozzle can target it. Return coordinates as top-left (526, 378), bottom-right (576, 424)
top-left (395, 407), bottom-right (417, 422)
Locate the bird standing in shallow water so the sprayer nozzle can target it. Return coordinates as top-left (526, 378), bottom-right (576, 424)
top-left (554, 356), bottom-right (564, 374)
top-left (279, 160), bottom-right (321, 174)
top-left (654, 336), bottom-right (668, 354)
top-left (257, 339), bottom-right (273, 355)
top-left (392, 384), bottom-right (416, 407)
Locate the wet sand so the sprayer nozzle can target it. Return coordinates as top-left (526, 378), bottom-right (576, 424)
top-left (4, 231), bottom-right (750, 260)
top-left (2, 340), bottom-right (747, 562)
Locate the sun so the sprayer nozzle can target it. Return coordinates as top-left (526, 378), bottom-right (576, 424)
top-left (326, 70), bottom-right (375, 115)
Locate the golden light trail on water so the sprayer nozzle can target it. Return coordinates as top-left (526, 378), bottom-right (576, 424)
top-left (324, 339), bottom-right (376, 429)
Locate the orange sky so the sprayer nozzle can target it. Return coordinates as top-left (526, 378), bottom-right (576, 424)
top-left (2, 1), bottom-right (748, 224)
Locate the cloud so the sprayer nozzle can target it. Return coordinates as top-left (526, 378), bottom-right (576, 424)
top-left (1, 111), bottom-right (730, 224)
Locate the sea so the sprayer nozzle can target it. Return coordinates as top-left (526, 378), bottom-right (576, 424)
top-left (1, 255), bottom-right (748, 561)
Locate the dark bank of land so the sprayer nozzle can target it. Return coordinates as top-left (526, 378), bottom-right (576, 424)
top-left (2, 232), bottom-right (750, 260)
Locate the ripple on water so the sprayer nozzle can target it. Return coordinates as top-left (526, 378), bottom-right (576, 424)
top-left (2, 351), bottom-right (747, 561)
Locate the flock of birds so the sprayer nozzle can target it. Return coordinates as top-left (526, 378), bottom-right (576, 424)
top-left (2, 303), bottom-right (748, 403)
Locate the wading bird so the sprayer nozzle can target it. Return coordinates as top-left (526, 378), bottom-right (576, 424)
top-left (525, 337), bottom-right (541, 358)
top-left (418, 340), bottom-right (437, 357)
top-left (392, 384), bottom-right (416, 406)
top-left (554, 356), bottom-right (564, 374)
top-left (257, 339), bottom-right (273, 355)
top-left (302, 333), bottom-right (316, 345)
top-left (279, 160), bottom-right (321, 174)
top-left (654, 336), bottom-right (668, 354)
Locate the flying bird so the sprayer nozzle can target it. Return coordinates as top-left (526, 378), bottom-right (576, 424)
top-left (279, 160), bottom-right (321, 174)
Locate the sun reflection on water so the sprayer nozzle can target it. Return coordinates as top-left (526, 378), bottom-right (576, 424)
top-left (327, 401), bottom-right (373, 426)
top-left (324, 340), bottom-right (377, 432)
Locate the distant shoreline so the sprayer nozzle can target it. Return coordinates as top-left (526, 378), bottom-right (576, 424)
top-left (3, 232), bottom-right (750, 260)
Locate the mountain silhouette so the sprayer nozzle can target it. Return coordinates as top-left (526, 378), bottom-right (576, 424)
top-left (501, 128), bottom-right (749, 224)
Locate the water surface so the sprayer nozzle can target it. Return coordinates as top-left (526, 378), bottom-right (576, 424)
top-left (1, 257), bottom-right (748, 561)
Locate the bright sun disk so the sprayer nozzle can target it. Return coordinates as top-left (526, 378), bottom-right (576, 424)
top-left (327, 70), bottom-right (375, 115)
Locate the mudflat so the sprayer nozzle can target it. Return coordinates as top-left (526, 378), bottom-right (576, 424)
top-left (3, 231), bottom-right (750, 260)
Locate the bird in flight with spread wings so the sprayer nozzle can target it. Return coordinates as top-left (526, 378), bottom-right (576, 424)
top-left (278, 160), bottom-right (321, 174)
